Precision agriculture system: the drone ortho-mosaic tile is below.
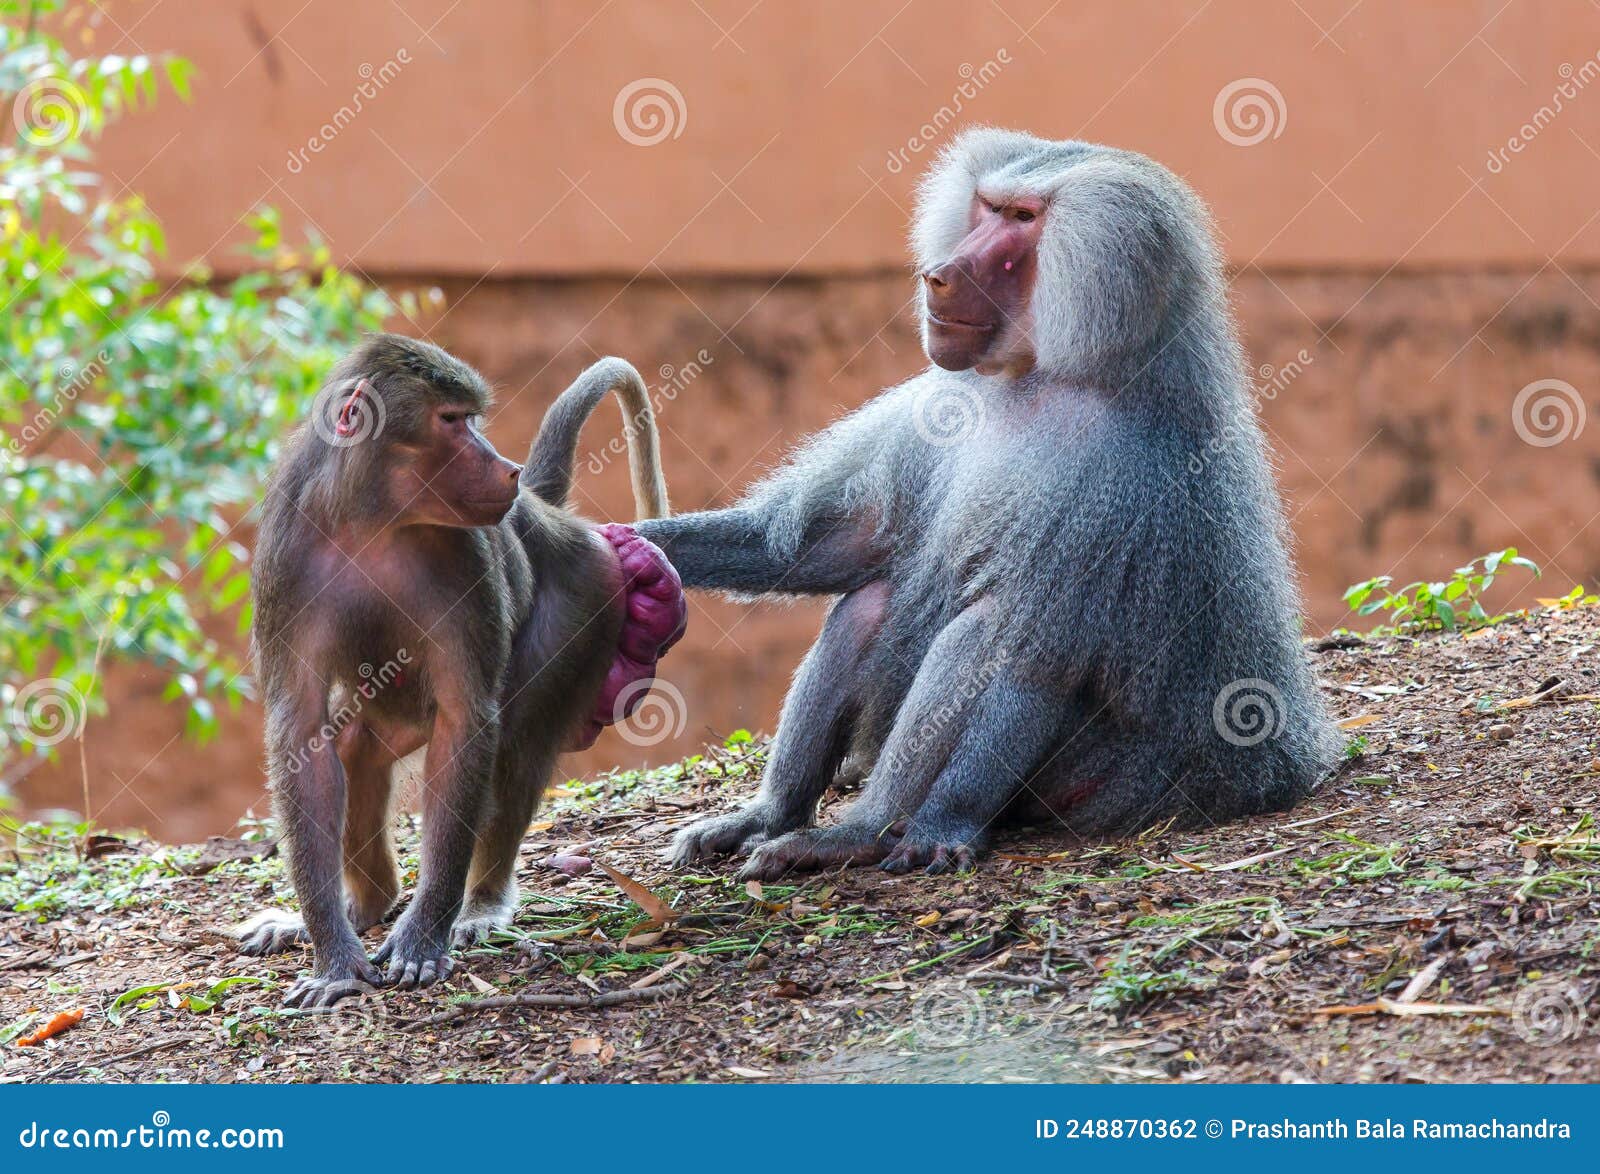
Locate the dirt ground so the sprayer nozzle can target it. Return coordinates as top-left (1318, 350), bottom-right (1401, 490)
top-left (4, 607), bottom-right (1600, 1084)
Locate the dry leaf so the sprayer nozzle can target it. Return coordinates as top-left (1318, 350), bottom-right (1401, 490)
top-left (727, 1066), bottom-right (772, 1078)
top-left (744, 879), bottom-right (764, 900)
top-left (569, 1037), bottom-right (604, 1056)
top-left (914, 911), bottom-right (941, 928)
top-left (1337, 714), bottom-right (1383, 730)
top-left (596, 861), bottom-right (677, 924)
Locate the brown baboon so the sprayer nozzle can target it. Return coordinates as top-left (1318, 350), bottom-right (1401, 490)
top-left (236, 335), bottom-right (685, 1007)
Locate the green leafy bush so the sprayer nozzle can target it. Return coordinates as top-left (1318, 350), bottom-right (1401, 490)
top-left (1343, 548), bottom-right (1540, 635)
top-left (0, 1), bottom-right (409, 790)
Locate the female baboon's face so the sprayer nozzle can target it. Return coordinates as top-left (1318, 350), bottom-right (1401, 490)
top-left (391, 404), bottom-right (522, 528)
top-left (920, 193), bottom-right (1045, 373)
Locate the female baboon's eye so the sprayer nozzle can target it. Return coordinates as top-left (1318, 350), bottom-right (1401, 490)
top-left (439, 411), bottom-right (463, 425)
top-left (1013, 208), bottom-right (1035, 222)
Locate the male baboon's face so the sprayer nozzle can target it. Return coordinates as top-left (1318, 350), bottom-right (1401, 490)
top-left (391, 404), bottom-right (522, 528)
top-left (920, 194), bottom-right (1044, 374)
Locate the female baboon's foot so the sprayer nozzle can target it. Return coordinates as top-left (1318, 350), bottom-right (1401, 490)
top-left (452, 889), bottom-right (516, 947)
top-left (284, 953), bottom-right (384, 1011)
top-left (668, 803), bottom-right (777, 867)
top-left (235, 891), bottom-right (393, 955)
top-left (880, 835), bottom-right (981, 876)
top-left (373, 907), bottom-right (456, 989)
top-left (234, 910), bottom-right (311, 956)
top-left (739, 822), bottom-right (897, 881)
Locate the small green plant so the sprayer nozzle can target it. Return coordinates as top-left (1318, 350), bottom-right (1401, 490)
top-left (1089, 949), bottom-right (1210, 1013)
top-left (1343, 548), bottom-right (1540, 634)
top-left (0, 2), bottom-right (412, 794)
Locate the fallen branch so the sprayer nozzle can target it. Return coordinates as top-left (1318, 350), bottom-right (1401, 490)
top-left (400, 981), bottom-right (686, 1031)
top-left (1315, 997), bottom-right (1504, 1019)
top-left (34, 1037), bottom-right (188, 1082)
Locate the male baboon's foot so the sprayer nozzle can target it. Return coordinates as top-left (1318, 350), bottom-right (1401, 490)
top-left (739, 822), bottom-right (896, 881)
top-left (373, 909), bottom-right (455, 989)
top-left (235, 909), bottom-right (311, 956)
top-left (451, 901), bottom-right (515, 948)
top-left (284, 954), bottom-right (383, 1010)
top-left (880, 836), bottom-right (981, 876)
top-left (668, 804), bottom-right (777, 867)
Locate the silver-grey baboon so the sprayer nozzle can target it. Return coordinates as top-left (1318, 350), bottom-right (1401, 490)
top-left (642, 129), bottom-right (1338, 879)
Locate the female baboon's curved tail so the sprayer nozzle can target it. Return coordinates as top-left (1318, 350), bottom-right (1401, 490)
top-left (522, 357), bottom-right (669, 520)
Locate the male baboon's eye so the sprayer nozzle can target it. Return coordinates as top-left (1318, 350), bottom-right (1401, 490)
top-left (439, 411), bottom-right (462, 425)
top-left (1013, 208), bottom-right (1035, 222)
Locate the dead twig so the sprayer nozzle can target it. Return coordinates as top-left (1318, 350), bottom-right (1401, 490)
top-left (399, 981), bottom-right (686, 1031)
top-left (34, 1037), bottom-right (188, 1082)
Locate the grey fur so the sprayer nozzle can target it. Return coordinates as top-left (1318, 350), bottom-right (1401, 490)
top-left (643, 129), bottom-right (1339, 879)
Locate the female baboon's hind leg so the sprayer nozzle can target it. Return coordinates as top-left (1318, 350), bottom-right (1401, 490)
top-left (452, 749), bottom-right (554, 947)
top-left (669, 581), bottom-right (890, 867)
top-left (341, 742), bottom-right (401, 935)
top-left (235, 730), bottom-right (400, 955)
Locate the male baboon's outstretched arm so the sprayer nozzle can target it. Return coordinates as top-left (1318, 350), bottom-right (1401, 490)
top-left (637, 506), bottom-right (883, 596)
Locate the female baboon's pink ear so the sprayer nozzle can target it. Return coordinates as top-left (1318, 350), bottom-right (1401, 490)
top-left (335, 378), bottom-right (374, 438)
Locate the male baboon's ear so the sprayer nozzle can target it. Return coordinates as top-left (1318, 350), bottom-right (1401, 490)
top-left (336, 377), bottom-right (375, 438)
